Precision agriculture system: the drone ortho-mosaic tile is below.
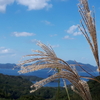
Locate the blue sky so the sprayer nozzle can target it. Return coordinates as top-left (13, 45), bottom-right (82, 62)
top-left (0, 0), bottom-right (100, 65)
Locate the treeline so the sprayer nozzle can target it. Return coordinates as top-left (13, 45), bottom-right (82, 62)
top-left (0, 73), bottom-right (100, 100)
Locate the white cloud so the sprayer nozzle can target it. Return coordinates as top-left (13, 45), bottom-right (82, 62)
top-left (16, 0), bottom-right (52, 10)
top-left (63, 35), bottom-right (74, 40)
top-left (66, 25), bottom-right (77, 34)
top-left (13, 32), bottom-right (35, 37)
top-left (0, 47), bottom-right (11, 54)
top-left (0, 0), bottom-right (14, 12)
top-left (73, 31), bottom-right (82, 36)
top-left (0, 0), bottom-right (52, 13)
top-left (2, 49), bottom-right (10, 53)
top-left (66, 25), bottom-right (82, 36)
top-left (41, 20), bottom-right (54, 26)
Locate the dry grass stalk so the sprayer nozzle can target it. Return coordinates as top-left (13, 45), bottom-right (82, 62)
top-left (18, 41), bottom-right (92, 100)
top-left (78, 0), bottom-right (100, 71)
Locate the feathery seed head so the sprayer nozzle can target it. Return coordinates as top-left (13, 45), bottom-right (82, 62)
top-left (18, 41), bottom-right (92, 100)
top-left (78, 0), bottom-right (100, 71)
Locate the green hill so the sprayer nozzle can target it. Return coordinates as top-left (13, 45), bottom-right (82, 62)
top-left (0, 73), bottom-right (100, 100)
top-left (0, 73), bottom-right (44, 100)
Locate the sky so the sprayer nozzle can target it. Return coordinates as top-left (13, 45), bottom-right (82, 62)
top-left (0, 0), bottom-right (100, 66)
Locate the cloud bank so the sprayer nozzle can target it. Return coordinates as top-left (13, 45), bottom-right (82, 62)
top-left (0, 0), bottom-right (14, 12)
top-left (0, 0), bottom-right (52, 12)
top-left (16, 0), bottom-right (52, 10)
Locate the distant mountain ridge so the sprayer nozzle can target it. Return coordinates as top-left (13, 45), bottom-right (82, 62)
top-left (0, 60), bottom-right (97, 72)
top-left (67, 60), bottom-right (97, 72)
top-left (0, 63), bottom-right (16, 69)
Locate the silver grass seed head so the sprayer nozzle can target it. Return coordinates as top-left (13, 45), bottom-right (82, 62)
top-left (80, 0), bottom-right (85, 5)
top-left (78, 80), bottom-right (89, 90)
top-left (86, 11), bottom-right (91, 19)
top-left (71, 85), bottom-right (74, 91)
top-left (97, 67), bottom-right (100, 72)
top-left (78, 80), bottom-right (87, 86)
top-left (71, 85), bottom-right (80, 95)
top-left (36, 41), bottom-right (57, 57)
top-left (30, 90), bottom-right (36, 93)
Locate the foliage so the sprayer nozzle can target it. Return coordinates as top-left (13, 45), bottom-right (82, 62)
top-left (18, 95), bottom-right (45, 100)
top-left (20, 75), bottom-right (43, 81)
top-left (0, 73), bottom-right (32, 99)
top-left (88, 76), bottom-right (100, 100)
top-left (0, 73), bottom-right (100, 100)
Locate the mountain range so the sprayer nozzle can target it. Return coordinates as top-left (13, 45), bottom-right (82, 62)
top-left (0, 60), bottom-right (97, 72)
top-left (67, 60), bottom-right (97, 72)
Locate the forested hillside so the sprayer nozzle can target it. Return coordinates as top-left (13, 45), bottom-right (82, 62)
top-left (0, 73), bottom-right (100, 100)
